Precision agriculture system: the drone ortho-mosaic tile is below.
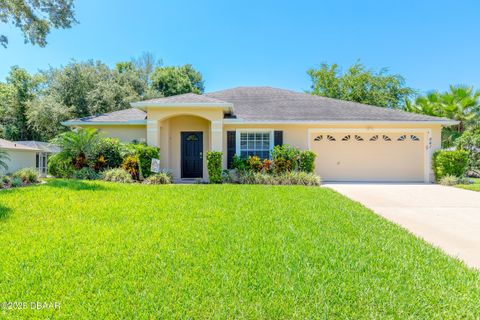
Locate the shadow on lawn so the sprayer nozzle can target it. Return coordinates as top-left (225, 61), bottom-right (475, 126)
top-left (0, 204), bottom-right (11, 221)
top-left (46, 179), bottom-right (110, 191)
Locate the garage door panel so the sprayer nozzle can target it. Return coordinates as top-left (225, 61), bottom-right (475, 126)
top-left (311, 132), bottom-right (425, 182)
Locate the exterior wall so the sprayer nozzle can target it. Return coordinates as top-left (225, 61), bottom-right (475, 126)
top-left (95, 125), bottom-right (147, 143)
top-left (223, 123), bottom-right (444, 182)
top-left (1, 149), bottom-right (37, 174)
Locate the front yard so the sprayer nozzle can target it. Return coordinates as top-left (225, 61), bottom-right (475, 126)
top-left (0, 180), bottom-right (479, 318)
top-left (457, 178), bottom-right (480, 192)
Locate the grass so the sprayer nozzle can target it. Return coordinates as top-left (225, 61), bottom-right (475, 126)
top-left (456, 178), bottom-right (480, 192)
top-left (0, 180), bottom-right (479, 319)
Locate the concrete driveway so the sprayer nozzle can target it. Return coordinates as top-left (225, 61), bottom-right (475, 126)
top-left (327, 183), bottom-right (480, 269)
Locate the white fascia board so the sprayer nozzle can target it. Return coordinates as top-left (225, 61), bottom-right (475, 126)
top-left (222, 119), bottom-right (458, 126)
top-left (61, 120), bottom-right (147, 126)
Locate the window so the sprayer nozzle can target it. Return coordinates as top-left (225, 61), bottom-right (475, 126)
top-left (36, 152), bottom-right (48, 176)
top-left (237, 131), bottom-right (273, 159)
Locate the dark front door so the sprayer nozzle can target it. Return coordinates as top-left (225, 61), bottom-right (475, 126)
top-left (181, 132), bottom-right (203, 178)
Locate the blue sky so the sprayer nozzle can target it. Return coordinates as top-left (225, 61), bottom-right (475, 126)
top-left (0, 0), bottom-right (479, 94)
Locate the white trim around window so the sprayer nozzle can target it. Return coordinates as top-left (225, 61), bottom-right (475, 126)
top-left (235, 129), bottom-right (274, 159)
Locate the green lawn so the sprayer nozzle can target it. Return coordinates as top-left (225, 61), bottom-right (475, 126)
top-left (457, 178), bottom-right (480, 192)
top-left (0, 180), bottom-right (479, 319)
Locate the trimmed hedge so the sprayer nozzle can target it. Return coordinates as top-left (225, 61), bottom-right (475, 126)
top-left (239, 171), bottom-right (321, 186)
top-left (206, 151), bottom-right (222, 184)
top-left (432, 150), bottom-right (469, 180)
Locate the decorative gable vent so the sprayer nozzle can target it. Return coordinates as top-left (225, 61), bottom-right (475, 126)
top-left (327, 135), bottom-right (336, 141)
top-left (370, 135), bottom-right (379, 141)
top-left (314, 135), bottom-right (323, 141)
top-left (397, 135), bottom-right (406, 141)
top-left (342, 135), bottom-right (351, 141)
top-left (383, 135), bottom-right (391, 141)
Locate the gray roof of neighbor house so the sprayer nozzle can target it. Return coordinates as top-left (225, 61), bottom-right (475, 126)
top-left (62, 86), bottom-right (456, 125)
top-left (0, 139), bottom-right (41, 151)
top-left (15, 141), bottom-right (61, 154)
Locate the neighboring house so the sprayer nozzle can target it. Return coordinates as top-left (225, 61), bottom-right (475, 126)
top-left (0, 139), bottom-right (60, 176)
top-left (62, 87), bottom-right (457, 182)
top-left (0, 139), bottom-right (41, 174)
top-left (15, 141), bottom-right (61, 176)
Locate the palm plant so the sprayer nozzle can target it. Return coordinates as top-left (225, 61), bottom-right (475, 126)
top-left (406, 85), bottom-right (480, 147)
top-left (52, 128), bottom-right (100, 169)
top-left (0, 149), bottom-right (10, 172)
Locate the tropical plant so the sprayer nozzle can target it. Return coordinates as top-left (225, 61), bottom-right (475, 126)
top-left (12, 168), bottom-right (39, 184)
top-left (0, 149), bottom-right (10, 172)
top-left (73, 167), bottom-right (100, 180)
top-left (439, 175), bottom-right (459, 186)
top-left (121, 155), bottom-right (140, 180)
top-left (102, 168), bottom-right (133, 183)
top-left (52, 128), bottom-right (100, 169)
top-left (47, 153), bottom-right (75, 178)
top-left (124, 143), bottom-right (159, 177)
top-left (143, 172), bottom-right (172, 185)
top-left (246, 156), bottom-right (262, 172)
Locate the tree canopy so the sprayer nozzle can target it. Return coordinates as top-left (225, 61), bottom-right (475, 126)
top-left (0, 0), bottom-right (77, 48)
top-left (307, 62), bottom-right (415, 109)
top-left (0, 55), bottom-right (204, 141)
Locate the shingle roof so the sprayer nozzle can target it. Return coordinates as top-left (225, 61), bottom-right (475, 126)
top-left (64, 108), bottom-right (146, 124)
top-left (63, 86), bottom-right (455, 125)
top-left (15, 141), bottom-right (61, 153)
top-left (206, 87), bottom-right (451, 122)
top-left (133, 93), bottom-right (229, 105)
top-left (0, 139), bottom-right (41, 151)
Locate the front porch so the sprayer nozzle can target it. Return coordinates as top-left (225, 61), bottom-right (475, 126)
top-left (145, 111), bottom-right (224, 180)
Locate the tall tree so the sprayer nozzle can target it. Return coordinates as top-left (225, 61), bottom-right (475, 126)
top-left (150, 64), bottom-right (204, 97)
top-left (0, 0), bottom-right (77, 48)
top-left (0, 66), bottom-right (41, 140)
top-left (307, 62), bottom-right (415, 108)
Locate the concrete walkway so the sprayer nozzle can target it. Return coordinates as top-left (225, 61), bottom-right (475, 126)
top-left (326, 183), bottom-right (480, 269)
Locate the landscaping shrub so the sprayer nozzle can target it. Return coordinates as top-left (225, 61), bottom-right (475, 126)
top-left (143, 172), bottom-right (172, 185)
top-left (1, 175), bottom-right (11, 188)
top-left (455, 131), bottom-right (480, 177)
top-left (221, 169), bottom-right (236, 183)
top-left (12, 168), bottom-right (40, 184)
top-left (122, 155), bottom-right (140, 180)
top-left (232, 155), bottom-right (247, 171)
top-left (239, 171), bottom-right (321, 186)
top-left (96, 138), bottom-right (124, 169)
top-left (273, 158), bottom-right (292, 174)
top-left (299, 150), bottom-right (317, 173)
top-left (246, 156), bottom-right (262, 172)
top-left (439, 175), bottom-right (459, 186)
top-left (433, 150), bottom-right (469, 180)
top-left (206, 151), bottom-right (222, 184)
top-left (11, 177), bottom-right (22, 188)
top-left (73, 167), bottom-right (100, 180)
top-left (102, 168), bottom-right (133, 183)
top-left (271, 144), bottom-right (301, 170)
top-left (125, 143), bottom-right (160, 177)
top-left (47, 154), bottom-right (75, 178)
top-left (261, 159), bottom-right (273, 173)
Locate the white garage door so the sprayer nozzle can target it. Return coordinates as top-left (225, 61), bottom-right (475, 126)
top-left (310, 131), bottom-right (426, 182)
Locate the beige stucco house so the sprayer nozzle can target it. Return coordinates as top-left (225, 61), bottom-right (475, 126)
top-left (62, 87), bottom-right (456, 182)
